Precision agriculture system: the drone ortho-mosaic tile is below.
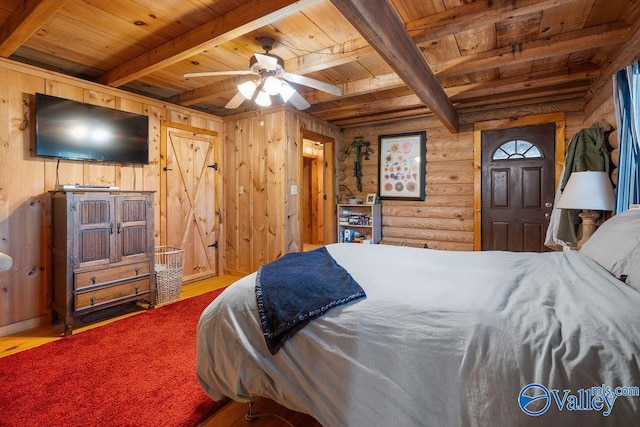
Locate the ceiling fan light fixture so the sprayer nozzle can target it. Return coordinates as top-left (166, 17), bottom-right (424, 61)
top-left (238, 80), bottom-right (257, 100)
top-left (263, 76), bottom-right (282, 95)
top-left (280, 81), bottom-right (296, 102)
top-left (255, 90), bottom-right (271, 107)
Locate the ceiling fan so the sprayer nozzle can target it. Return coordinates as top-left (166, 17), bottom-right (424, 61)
top-left (183, 37), bottom-right (342, 110)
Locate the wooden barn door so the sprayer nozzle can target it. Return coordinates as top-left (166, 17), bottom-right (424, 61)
top-left (160, 122), bottom-right (219, 283)
top-left (481, 124), bottom-right (556, 252)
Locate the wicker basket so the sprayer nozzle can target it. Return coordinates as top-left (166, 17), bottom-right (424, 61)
top-left (154, 246), bottom-right (185, 305)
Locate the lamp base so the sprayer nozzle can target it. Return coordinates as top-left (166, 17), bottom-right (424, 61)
top-left (576, 210), bottom-right (600, 249)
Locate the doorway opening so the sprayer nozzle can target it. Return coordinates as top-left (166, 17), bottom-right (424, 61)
top-left (300, 130), bottom-right (336, 252)
top-left (303, 139), bottom-right (324, 251)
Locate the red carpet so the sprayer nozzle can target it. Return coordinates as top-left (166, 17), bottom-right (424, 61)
top-left (0, 289), bottom-right (229, 427)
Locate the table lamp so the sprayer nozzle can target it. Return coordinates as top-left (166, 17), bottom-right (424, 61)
top-left (556, 171), bottom-right (615, 248)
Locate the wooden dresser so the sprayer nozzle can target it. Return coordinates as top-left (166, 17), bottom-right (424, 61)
top-left (50, 189), bottom-right (155, 335)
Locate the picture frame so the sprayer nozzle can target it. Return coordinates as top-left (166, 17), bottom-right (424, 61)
top-left (365, 193), bottom-right (377, 204)
top-left (378, 131), bottom-right (426, 201)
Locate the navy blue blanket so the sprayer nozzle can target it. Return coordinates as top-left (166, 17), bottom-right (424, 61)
top-left (255, 246), bottom-right (366, 355)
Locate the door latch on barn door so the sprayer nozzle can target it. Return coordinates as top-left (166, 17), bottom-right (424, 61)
top-left (207, 163), bottom-right (218, 171)
top-left (208, 241), bottom-right (218, 248)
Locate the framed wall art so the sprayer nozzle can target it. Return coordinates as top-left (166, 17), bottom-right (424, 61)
top-left (378, 131), bottom-right (426, 200)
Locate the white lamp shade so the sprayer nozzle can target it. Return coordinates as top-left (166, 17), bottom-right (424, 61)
top-left (255, 90), bottom-right (272, 107)
top-left (556, 171), bottom-right (615, 210)
top-left (238, 80), bottom-right (257, 100)
top-left (263, 76), bottom-right (282, 95)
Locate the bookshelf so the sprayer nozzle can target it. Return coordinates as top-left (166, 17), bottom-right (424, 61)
top-left (337, 203), bottom-right (381, 244)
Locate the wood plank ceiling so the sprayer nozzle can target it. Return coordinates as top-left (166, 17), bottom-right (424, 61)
top-left (0, 0), bottom-right (639, 131)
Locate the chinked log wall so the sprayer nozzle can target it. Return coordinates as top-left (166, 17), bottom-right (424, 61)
top-left (339, 97), bottom-right (616, 251)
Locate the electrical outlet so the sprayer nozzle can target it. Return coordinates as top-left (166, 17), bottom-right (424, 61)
top-left (238, 186), bottom-right (244, 195)
top-left (291, 185), bottom-right (298, 195)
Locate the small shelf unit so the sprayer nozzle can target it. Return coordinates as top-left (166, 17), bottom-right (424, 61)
top-left (337, 203), bottom-right (381, 244)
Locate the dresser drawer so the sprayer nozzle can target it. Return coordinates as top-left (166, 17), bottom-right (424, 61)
top-left (75, 261), bottom-right (150, 290)
top-left (75, 278), bottom-right (150, 310)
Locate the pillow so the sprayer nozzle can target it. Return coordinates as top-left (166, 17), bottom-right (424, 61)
top-left (580, 208), bottom-right (640, 289)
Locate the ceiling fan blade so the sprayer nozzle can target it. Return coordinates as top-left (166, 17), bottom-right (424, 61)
top-left (283, 72), bottom-right (342, 96)
top-left (184, 70), bottom-right (255, 78)
top-left (254, 53), bottom-right (278, 71)
top-left (225, 91), bottom-right (246, 109)
top-left (287, 91), bottom-right (311, 110)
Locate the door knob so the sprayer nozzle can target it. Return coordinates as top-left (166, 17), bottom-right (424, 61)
top-left (545, 202), bottom-right (553, 208)
top-left (545, 213), bottom-right (551, 219)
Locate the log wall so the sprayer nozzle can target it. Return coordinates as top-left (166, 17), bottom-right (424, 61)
top-left (338, 98), bottom-right (609, 251)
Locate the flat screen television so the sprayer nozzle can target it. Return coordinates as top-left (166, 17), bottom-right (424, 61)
top-left (35, 93), bottom-right (149, 164)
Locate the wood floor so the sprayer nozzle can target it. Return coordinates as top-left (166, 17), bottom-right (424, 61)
top-left (0, 275), bottom-right (321, 427)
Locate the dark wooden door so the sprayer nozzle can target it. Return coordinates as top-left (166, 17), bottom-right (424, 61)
top-left (481, 124), bottom-right (556, 252)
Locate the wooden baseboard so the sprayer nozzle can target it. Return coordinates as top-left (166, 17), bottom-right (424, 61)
top-left (0, 314), bottom-right (50, 337)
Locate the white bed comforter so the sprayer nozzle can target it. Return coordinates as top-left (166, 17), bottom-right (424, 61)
top-left (196, 243), bottom-right (640, 426)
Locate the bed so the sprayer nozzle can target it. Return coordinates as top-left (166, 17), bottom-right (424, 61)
top-left (196, 209), bottom-right (640, 426)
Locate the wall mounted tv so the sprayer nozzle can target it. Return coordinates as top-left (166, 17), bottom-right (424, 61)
top-left (35, 93), bottom-right (149, 164)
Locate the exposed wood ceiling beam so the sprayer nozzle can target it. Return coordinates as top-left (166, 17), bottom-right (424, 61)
top-left (329, 0), bottom-right (458, 132)
top-left (313, 94), bottom-right (423, 121)
top-left (430, 23), bottom-right (631, 78)
top-left (0, 0), bottom-right (70, 57)
top-left (305, 64), bottom-right (599, 105)
top-left (312, 73), bottom-right (594, 122)
top-left (165, 0), bottom-right (613, 118)
top-left (97, 0), bottom-right (321, 87)
top-left (304, 72), bottom-right (405, 104)
top-left (407, 0), bottom-right (581, 44)
top-left (456, 82), bottom-right (592, 109)
top-left (584, 13), bottom-right (640, 118)
top-left (447, 65), bottom-right (600, 100)
top-left (167, 78), bottom-right (241, 106)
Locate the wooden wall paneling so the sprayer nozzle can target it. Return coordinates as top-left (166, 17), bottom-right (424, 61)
top-left (118, 98), bottom-right (145, 191)
top-left (322, 137), bottom-right (336, 244)
top-left (167, 109), bottom-right (191, 126)
top-left (0, 66), bottom-right (10, 326)
top-left (2, 70), bottom-right (47, 328)
top-left (0, 58), bottom-right (233, 334)
top-left (252, 116), bottom-right (267, 270)
top-left (268, 112), bottom-right (288, 259)
top-left (146, 104), bottom-right (166, 247)
top-left (237, 118), bottom-right (253, 274)
top-left (222, 120), bottom-right (238, 273)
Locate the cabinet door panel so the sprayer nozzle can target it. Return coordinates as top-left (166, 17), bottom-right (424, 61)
top-left (117, 195), bottom-right (153, 263)
top-left (74, 194), bottom-right (116, 268)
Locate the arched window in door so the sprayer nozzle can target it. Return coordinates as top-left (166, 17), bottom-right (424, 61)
top-left (492, 140), bottom-right (543, 160)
